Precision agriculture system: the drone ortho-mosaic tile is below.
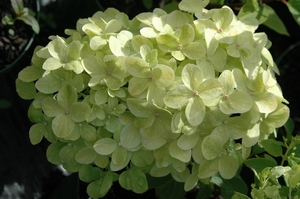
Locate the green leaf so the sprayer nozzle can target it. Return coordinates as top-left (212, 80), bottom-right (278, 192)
top-left (29, 123), bottom-right (45, 145)
top-left (196, 181), bottom-right (214, 199)
top-left (119, 169), bottom-right (148, 194)
top-left (20, 14), bottom-right (40, 34)
top-left (52, 114), bottom-right (74, 138)
top-left (287, 0), bottom-right (300, 26)
top-left (11, 0), bottom-right (23, 14)
top-left (222, 177), bottom-right (249, 197)
top-left (75, 147), bottom-right (97, 164)
top-left (93, 138), bottom-right (118, 155)
top-left (262, 4), bottom-right (289, 36)
top-left (244, 158), bottom-right (277, 173)
top-left (260, 139), bottom-right (283, 157)
top-left (15, 78), bottom-right (36, 100)
top-left (154, 174), bottom-right (186, 199)
top-left (232, 192), bottom-right (251, 199)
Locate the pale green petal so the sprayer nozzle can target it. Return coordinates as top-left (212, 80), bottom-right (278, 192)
top-left (35, 73), bottom-right (62, 94)
top-left (202, 134), bottom-right (224, 160)
top-left (218, 70), bottom-right (235, 94)
top-left (140, 27), bottom-right (157, 38)
top-left (228, 91), bottom-right (253, 113)
top-left (198, 158), bottom-right (219, 179)
top-left (43, 57), bottom-right (62, 71)
top-left (167, 10), bottom-right (193, 30)
top-left (178, 0), bottom-right (209, 14)
top-left (183, 42), bottom-right (206, 60)
top-left (105, 19), bottom-right (123, 33)
top-left (90, 36), bottom-right (107, 50)
top-left (210, 47), bottom-right (227, 70)
top-left (142, 137), bottom-right (167, 150)
top-left (75, 147), bottom-right (97, 164)
top-left (152, 64), bottom-right (175, 88)
top-left (18, 65), bottom-right (44, 82)
top-left (70, 102), bottom-right (91, 122)
top-left (59, 145), bottom-right (77, 165)
top-left (112, 146), bottom-right (127, 165)
top-left (182, 64), bottom-right (203, 91)
top-left (179, 24), bottom-right (195, 45)
top-left (131, 150), bottom-right (154, 167)
top-left (15, 79), bottom-right (36, 100)
top-left (157, 34), bottom-right (179, 52)
top-left (184, 172), bottom-right (199, 191)
top-left (243, 123), bottom-right (260, 148)
top-left (110, 152), bottom-right (131, 171)
top-left (128, 77), bottom-right (149, 96)
top-left (185, 97), bottom-right (205, 126)
top-left (171, 51), bottom-right (185, 61)
top-left (94, 138), bottom-right (118, 155)
top-left (131, 35), bottom-right (153, 53)
top-left (127, 98), bottom-right (152, 118)
top-left (47, 39), bottom-right (67, 59)
top-left (177, 133), bottom-right (200, 150)
top-left (42, 97), bottom-right (64, 117)
top-left (198, 79), bottom-right (223, 101)
top-left (119, 169), bottom-right (148, 194)
top-left (264, 103), bottom-right (290, 128)
top-left (252, 92), bottom-right (278, 113)
top-left (52, 114), bottom-right (74, 138)
top-left (67, 41), bottom-right (81, 60)
top-left (120, 123), bottom-right (142, 149)
top-left (125, 57), bottom-right (151, 78)
top-left (29, 123), bottom-right (45, 145)
top-left (213, 6), bottom-right (234, 30)
top-left (169, 140), bottom-right (191, 163)
top-left (57, 84), bottom-right (78, 110)
top-left (218, 155), bottom-right (239, 179)
top-left (140, 120), bottom-right (165, 140)
top-left (164, 85), bottom-right (192, 109)
top-left (227, 45), bottom-right (241, 58)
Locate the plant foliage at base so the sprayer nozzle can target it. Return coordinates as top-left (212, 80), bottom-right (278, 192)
top-left (16, 0), bottom-right (297, 198)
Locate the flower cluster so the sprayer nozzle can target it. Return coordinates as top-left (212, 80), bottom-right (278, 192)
top-left (16, 0), bottom-right (289, 197)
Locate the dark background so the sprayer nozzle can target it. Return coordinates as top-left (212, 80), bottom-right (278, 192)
top-left (1, 0), bottom-right (300, 198)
